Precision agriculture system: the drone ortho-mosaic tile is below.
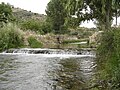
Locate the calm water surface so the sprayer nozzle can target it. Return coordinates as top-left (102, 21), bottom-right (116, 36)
top-left (0, 52), bottom-right (96, 90)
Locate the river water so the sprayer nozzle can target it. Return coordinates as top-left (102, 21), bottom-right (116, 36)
top-left (0, 49), bottom-right (96, 90)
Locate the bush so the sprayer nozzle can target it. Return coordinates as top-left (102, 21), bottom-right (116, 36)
top-left (97, 28), bottom-right (120, 89)
top-left (0, 23), bottom-right (24, 51)
top-left (39, 22), bottom-right (52, 34)
top-left (20, 19), bottom-right (43, 33)
top-left (27, 36), bottom-right (43, 48)
top-left (20, 19), bottom-right (52, 34)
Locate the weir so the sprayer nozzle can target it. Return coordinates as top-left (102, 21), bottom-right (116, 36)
top-left (2, 48), bottom-right (95, 56)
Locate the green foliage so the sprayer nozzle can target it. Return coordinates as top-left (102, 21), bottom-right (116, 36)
top-left (97, 28), bottom-right (120, 89)
top-left (39, 22), bottom-right (52, 34)
top-left (0, 2), bottom-right (14, 25)
top-left (65, 17), bottom-right (80, 29)
top-left (0, 23), bottom-right (24, 51)
top-left (20, 19), bottom-right (52, 34)
top-left (66, 0), bottom-right (120, 30)
top-left (69, 27), bottom-right (94, 38)
top-left (27, 36), bottom-right (43, 48)
top-left (46, 0), bottom-right (68, 34)
top-left (20, 19), bottom-right (43, 33)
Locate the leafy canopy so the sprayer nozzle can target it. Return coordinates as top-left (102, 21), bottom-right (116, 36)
top-left (66, 0), bottom-right (120, 30)
top-left (46, 0), bottom-right (68, 34)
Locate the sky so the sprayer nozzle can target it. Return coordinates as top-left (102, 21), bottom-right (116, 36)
top-left (0, 0), bottom-right (50, 14)
top-left (0, 0), bottom-right (120, 28)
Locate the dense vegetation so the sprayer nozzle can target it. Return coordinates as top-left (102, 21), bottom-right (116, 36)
top-left (97, 28), bottom-right (120, 89)
top-left (0, 2), bottom-right (14, 26)
top-left (0, 23), bottom-right (24, 51)
top-left (0, 2), bottom-right (53, 51)
top-left (0, 3), bottom-right (25, 51)
top-left (20, 19), bottom-right (52, 34)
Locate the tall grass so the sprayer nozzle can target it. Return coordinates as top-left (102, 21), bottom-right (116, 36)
top-left (0, 23), bottom-right (24, 51)
top-left (97, 28), bottom-right (120, 89)
top-left (27, 36), bottom-right (43, 48)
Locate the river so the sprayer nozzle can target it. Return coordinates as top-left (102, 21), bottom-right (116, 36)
top-left (0, 48), bottom-right (96, 90)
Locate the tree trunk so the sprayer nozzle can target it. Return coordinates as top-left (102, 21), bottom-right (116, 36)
top-left (116, 10), bottom-right (118, 26)
top-left (105, 0), bottom-right (112, 31)
top-left (115, 1), bottom-right (118, 26)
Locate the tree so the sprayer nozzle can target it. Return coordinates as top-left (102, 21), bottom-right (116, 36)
top-left (45, 0), bottom-right (67, 34)
top-left (65, 16), bottom-right (80, 29)
top-left (0, 2), bottom-right (14, 24)
top-left (112, 0), bottom-right (120, 26)
top-left (66, 0), bottom-right (120, 30)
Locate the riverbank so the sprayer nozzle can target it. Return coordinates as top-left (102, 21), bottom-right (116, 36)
top-left (23, 30), bottom-right (98, 49)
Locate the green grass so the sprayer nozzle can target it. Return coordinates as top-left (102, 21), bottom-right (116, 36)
top-left (27, 36), bottom-right (43, 48)
top-left (97, 27), bottom-right (120, 89)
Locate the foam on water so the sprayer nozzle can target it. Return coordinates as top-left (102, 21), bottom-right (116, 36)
top-left (1, 48), bottom-right (95, 58)
top-left (0, 53), bottom-right (95, 58)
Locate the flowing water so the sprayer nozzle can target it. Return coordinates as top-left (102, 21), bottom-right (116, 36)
top-left (0, 48), bottom-right (96, 90)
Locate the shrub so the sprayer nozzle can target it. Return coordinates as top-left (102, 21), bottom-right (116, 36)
top-left (20, 19), bottom-right (43, 33)
top-left (97, 28), bottom-right (120, 89)
top-left (0, 23), bottom-right (24, 51)
top-left (20, 19), bottom-right (52, 34)
top-left (27, 36), bottom-right (43, 48)
top-left (39, 22), bottom-right (52, 34)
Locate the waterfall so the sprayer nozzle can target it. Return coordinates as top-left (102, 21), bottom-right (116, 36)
top-left (1, 48), bottom-right (95, 57)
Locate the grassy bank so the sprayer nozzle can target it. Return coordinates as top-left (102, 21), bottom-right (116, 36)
top-left (0, 23), bottom-right (44, 52)
top-left (27, 36), bottom-right (43, 48)
top-left (96, 27), bottom-right (120, 89)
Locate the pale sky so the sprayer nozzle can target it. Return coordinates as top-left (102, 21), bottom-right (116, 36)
top-left (0, 0), bottom-right (120, 28)
top-left (0, 0), bottom-right (50, 14)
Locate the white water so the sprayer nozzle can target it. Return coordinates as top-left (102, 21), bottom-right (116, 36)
top-left (0, 53), bottom-right (95, 58)
top-left (1, 48), bottom-right (95, 58)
